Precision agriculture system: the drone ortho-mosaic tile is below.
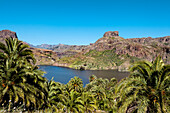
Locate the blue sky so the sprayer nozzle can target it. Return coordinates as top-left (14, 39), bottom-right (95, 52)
top-left (0, 0), bottom-right (170, 45)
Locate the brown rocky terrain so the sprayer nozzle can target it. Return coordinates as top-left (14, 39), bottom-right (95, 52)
top-left (0, 30), bottom-right (169, 71)
top-left (85, 31), bottom-right (169, 63)
top-left (0, 30), bottom-right (18, 43)
top-left (30, 47), bottom-right (58, 65)
top-left (34, 43), bottom-right (89, 58)
top-left (57, 31), bottom-right (170, 71)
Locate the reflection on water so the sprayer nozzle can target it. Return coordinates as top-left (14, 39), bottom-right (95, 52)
top-left (39, 65), bottom-right (129, 86)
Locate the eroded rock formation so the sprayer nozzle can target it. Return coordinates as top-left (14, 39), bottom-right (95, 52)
top-left (0, 30), bottom-right (18, 43)
top-left (103, 31), bottom-right (119, 37)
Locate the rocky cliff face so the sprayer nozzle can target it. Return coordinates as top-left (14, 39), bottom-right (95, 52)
top-left (126, 36), bottom-right (170, 61)
top-left (127, 36), bottom-right (170, 45)
top-left (0, 30), bottom-right (18, 43)
top-left (0, 30), bottom-right (18, 38)
top-left (85, 31), bottom-right (170, 62)
top-left (103, 31), bottom-right (119, 37)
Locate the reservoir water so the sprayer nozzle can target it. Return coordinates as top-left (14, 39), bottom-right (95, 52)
top-left (39, 65), bottom-right (129, 86)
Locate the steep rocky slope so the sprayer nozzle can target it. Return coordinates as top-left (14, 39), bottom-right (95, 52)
top-left (0, 30), bottom-right (18, 42)
top-left (30, 47), bottom-right (58, 65)
top-left (86, 31), bottom-right (169, 62)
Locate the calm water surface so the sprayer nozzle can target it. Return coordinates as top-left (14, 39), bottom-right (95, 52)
top-left (39, 65), bottom-right (129, 86)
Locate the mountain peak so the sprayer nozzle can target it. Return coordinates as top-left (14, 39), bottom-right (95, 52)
top-left (103, 31), bottom-right (119, 37)
top-left (0, 30), bottom-right (18, 43)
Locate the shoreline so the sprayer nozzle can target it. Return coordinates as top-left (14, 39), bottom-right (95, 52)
top-left (38, 64), bottom-right (129, 72)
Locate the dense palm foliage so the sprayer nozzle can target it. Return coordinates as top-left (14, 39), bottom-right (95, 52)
top-left (115, 56), bottom-right (170, 113)
top-left (67, 76), bottom-right (83, 93)
top-left (0, 37), bottom-right (169, 113)
top-left (0, 38), bottom-right (47, 112)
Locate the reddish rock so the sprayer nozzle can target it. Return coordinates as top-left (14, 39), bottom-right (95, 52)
top-left (0, 30), bottom-right (18, 38)
top-left (103, 31), bottom-right (119, 37)
top-left (84, 31), bottom-right (170, 64)
top-left (0, 30), bottom-right (18, 43)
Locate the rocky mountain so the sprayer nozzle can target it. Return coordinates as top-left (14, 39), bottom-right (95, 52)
top-left (34, 43), bottom-right (89, 58)
top-left (57, 31), bottom-right (170, 71)
top-left (0, 30), bottom-right (58, 65)
top-left (0, 30), bottom-right (18, 43)
top-left (33, 44), bottom-right (56, 49)
top-left (86, 31), bottom-right (169, 61)
top-left (0, 30), bottom-right (169, 71)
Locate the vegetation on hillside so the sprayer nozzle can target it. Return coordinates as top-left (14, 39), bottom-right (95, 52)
top-left (0, 38), bottom-right (169, 113)
top-left (59, 49), bottom-right (141, 71)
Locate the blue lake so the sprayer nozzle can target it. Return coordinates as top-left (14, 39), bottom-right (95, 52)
top-left (39, 65), bottom-right (129, 85)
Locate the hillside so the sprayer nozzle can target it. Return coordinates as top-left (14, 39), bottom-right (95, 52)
top-left (0, 30), bottom-right (59, 65)
top-left (34, 43), bottom-right (88, 58)
top-left (57, 31), bottom-right (170, 71)
top-left (0, 30), bottom-right (169, 71)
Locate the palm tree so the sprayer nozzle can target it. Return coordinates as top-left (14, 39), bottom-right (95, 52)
top-left (46, 78), bottom-right (65, 112)
top-left (115, 56), bottom-right (170, 113)
top-left (78, 91), bottom-right (97, 113)
top-left (86, 77), bottom-right (105, 92)
top-left (85, 76), bottom-right (118, 112)
top-left (25, 65), bottom-right (48, 110)
top-left (0, 37), bottom-right (47, 112)
top-left (61, 90), bottom-right (85, 113)
top-left (89, 75), bottom-right (97, 82)
top-left (0, 37), bottom-right (35, 65)
top-left (67, 76), bottom-right (83, 93)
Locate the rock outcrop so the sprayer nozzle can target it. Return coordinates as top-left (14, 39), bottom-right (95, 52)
top-left (127, 36), bottom-right (170, 46)
top-left (0, 30), bottom-right (18, 39)
top-left (103, 31), bottom-right (119, 37)
top-left (0, 30), bottom-right (18, 43)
